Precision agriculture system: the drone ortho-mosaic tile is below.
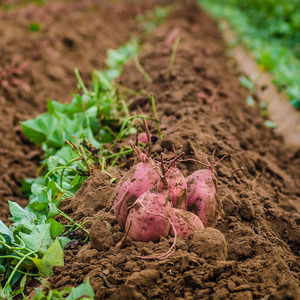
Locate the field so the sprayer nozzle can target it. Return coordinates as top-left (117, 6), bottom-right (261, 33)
top-left (0, 0), bottom-right (299, 299)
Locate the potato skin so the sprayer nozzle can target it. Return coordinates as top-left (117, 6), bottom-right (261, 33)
top-left (169, 208), bottom-right (204, 238)
top-left (186, 169), bottom-right (216, 227)
top-left (167, 167), bottom-right (187, 210)
top-left (125, 190), bottom-right (172, 242)
top-left (114, 161), bottom-right (162, 230)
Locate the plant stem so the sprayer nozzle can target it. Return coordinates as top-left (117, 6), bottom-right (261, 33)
top-left (9, 267), bottom-right (39, 277)
top-left (43, 166), bottom-right (78, 187)
top-left (74, 68), bottom-right (89, 95)
top-left (168, 37), bottom-right (180, 77)
top-left (4, 250), bottom-right (36, 290)
top-left (58, 209), bottom-right (89, 236)
top-left (133, 54), bottom-right (152, 83)
top-left (59, 157), bottom-right (83, 188)
top-left (106, 115), bottom-right (150, 152)
top-left (104, 149), bottom-right (133, 159)
top-left (149, 94), bottom-right (162, 138)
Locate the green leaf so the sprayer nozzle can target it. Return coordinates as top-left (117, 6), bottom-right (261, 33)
top-left (58, 236), bottom-right (71, 249)
top-left (66, 279), bottom-right (95, 300)
top-left (239, 75), bottom-right (256, 93)
top-left (8, 201), bottom-right (36, 224)
top-left (246, 95), bottom-right (255, 106)
top-left (47, 203), bottom-right (59, 219)
top-left (46, 128), bottom-right (65, 148)
top-left (0, 265), bottom-right (6, 274)
top-left (21, 114), bottom-right (57, 145)
top-left (33, 239), bottom-right (64, 277)
top-left (48, 99), bottom-right (66, 114)
top-left (13, 218), bottom-right (35, 235)
top-left (264, 120), bottom-right (278, 128)
top-left (19, 223), bottom-right (52, 254)
top-left (20, 177), bottom-right (43, 197)
top-left (32, 287), bottom-right (45, 299)
top-left (0, 221), bottom-right (13, 240)
top-left (29, 21), bottom-right (41, 33)
top-left (47, 219), bottom-right (65, 239)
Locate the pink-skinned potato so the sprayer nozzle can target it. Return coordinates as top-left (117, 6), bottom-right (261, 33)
top-left (125, 189), bottom-right (172, 242)
top-left (113, 160), bottom-right (162, 230)
top-left (167, 166), bottom-right (187, 210)
top-left (186, 169), bottom-right (217, 227)
top-left (169, 208), bottom-right (204, 238)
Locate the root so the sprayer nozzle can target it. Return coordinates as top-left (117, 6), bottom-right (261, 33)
top-left (116, 220), bottom-right (132, 249)
top-left (136, 211), bottom-right (177, 260)
top-left (179, 152), bottom-right (227, 172)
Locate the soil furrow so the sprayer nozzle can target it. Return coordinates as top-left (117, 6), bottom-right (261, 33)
top-left (45, 2), bottom-right (300, 299)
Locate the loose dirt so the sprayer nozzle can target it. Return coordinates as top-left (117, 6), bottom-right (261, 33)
top-left (1, 1), bottom-right (300, 299)
top-left (0, 0), bottom-right (167, 223)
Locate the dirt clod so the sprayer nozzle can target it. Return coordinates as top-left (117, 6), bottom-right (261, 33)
top-left (187, 228), bottom-right (228, 261)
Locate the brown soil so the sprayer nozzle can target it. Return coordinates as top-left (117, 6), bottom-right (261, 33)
top-left (0, 0), bottom-right (167, 222)
top-left (1, 1), bottom-right (300, 299)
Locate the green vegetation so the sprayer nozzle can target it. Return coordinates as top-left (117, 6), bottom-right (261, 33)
top-left (0, 4), bottom-right (171, 298)
top-left (29, 21), bottom-right (41, 32)
top-left (32, 279), bottom-right (94, 300)
top-left (199, 0), bottom-right (300, 109)
top-left (0, 0), bottom-right (45, 11)
top-left (0, 38), bottom-right (152, 300)
top-left (136, 5), bottom-right (172, 33)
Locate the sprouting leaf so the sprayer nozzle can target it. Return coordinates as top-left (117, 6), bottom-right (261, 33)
top-left (246, 95), bottom-right (255, 106)
top-left (29, 21), bottom-right (41, 32)
top-left (239, 75), bottom-right (256, 93)
top-left (66, 279), bottom-right (95, 300)
top-left (33, 239), bottom-right (64, 277)
top-left (264, 120), bottom-right (278, 128)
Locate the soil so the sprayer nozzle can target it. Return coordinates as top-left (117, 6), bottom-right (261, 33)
top-left (1, 1), bottom-right (300, 299)
top-left (0, 0), bottom-right (168, 223)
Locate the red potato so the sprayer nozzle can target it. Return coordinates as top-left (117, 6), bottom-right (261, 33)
top-left (169, 208), bottom-right (204, 238)
top-left (167, 166), bottom-right (187, 210)
top-left (113, 158), bottom-right (162, 230)
top-left (125, 188), bottom-right (172, 242)
top-left (138, 132), bottom-right (148, 144)
top-left (113, 119), bottom-right (163, 229)
top-left (186, 169), bottom-right (216, 227)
